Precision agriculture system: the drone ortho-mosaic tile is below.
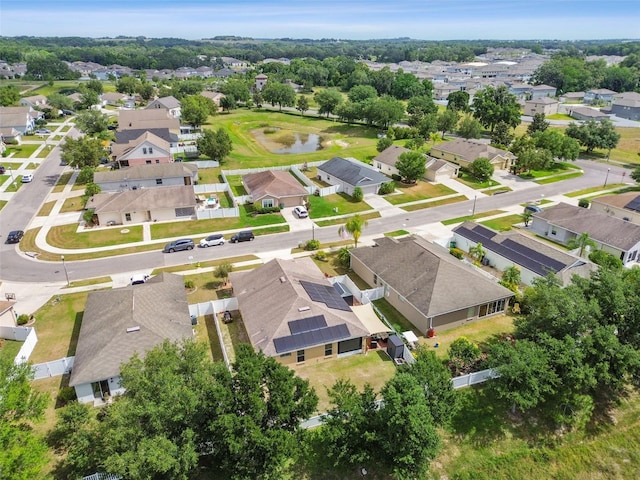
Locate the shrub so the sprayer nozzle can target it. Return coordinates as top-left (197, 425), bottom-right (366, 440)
top-left (184, 280), bottom-right (195, 289)
top-left (57, 386), bottom-right (77, 405)
top-left (82, 208), bottom-right (95, 225)
top-left (578, 198), bottom-right (590, 208)
top-left (449, 248), bottom-right (464, 259)
top-left (17, 314), bottom-right (29, 325)
top-left (378, 181), bottom-right (395, 195)
top-left (304, 239), bottom-right (321, 251)
top-left (315, 250), bottom-right (327, 261)
top-left (254, 206), bottom-right (281, 214)
top-left (352, 186), bottom-right (364, 202)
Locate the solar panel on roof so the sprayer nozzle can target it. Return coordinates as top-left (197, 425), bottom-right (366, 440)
top-left (624, 196), bottom-right (640, 213)
top-left (300, 281), bottom-right (351, 311)
top-left (273, 324), bottom-right (351, 353)
top-left (288, 315), bottom-right (327, 334)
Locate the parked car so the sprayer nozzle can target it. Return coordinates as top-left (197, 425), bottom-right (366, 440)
top-left (21, 173), bottom-right (34, 183)
top-left (524, 205), bottom-right (543, 214)
top-left (6, 230), bottom-right (24, 244)
top-left (34, 128), bottom-right (51, 134)
top-left (163, 238), bottom-right (195, 253)
top-left (130, 274), bottom-right (150, 285)
top-left (0, 165), bottom-right (5, 174)
top-left (230, 230), bottom-right (255, 243)
top-left (293, 206), bottom-right (308, 218)
top-left (199, 233), bottom-right (225, 248)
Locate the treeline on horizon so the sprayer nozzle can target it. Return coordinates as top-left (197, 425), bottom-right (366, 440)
top-left (1, 36), bottom-right (640, 68)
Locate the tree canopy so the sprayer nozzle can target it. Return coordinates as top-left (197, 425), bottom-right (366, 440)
top-left (197, 127), bottom-right (233, 162)
top-left (396, 151), bottom-right (426, 183)
top-left (472, 85), bottom-right (521, 132)
top-left (60, 136), bottom-right (105, 168)
top-left (566, 119), bottom-right (621, 155)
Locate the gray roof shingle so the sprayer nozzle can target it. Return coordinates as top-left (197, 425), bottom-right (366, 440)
top-left (319, 157), bottom-right (389, 187)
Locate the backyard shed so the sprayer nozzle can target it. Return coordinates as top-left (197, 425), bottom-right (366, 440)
top-left (387, 334), bottom-right (405, 359)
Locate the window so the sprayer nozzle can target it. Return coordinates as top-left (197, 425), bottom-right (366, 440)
top-left (297, 350), bottom-right (305, 363)
top-left (551, 227), bottom-right (557, 236)
top-left (262, 199), bottom-right (274, 208)
top-left (373, 274), bottom-right (378, 285)
top-left (479, 299), bottom-right (506, 317)
top-left (145, 160), bottom-right (151, 164)
top-left (155, 159), bottom-right (160, 164)
top-left (280, 352), bottom-right (291, 358)
top-left (156, 179), bottom-right (163, 185)
top-left (148, 147), bottom-right (153, 154)
top-left (142, 147), bottom-right (147, 154)
top-left (325, 344), bottom-right (333, 356)
top-left (125, 213), bottom-right (131, 221)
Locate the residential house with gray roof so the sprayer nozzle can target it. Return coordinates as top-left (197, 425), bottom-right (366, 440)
top-left (610, 92), bottom-right (640, 121)
top-left (146, 96), bottom-right (181, 119)
top-left (430, 138), bottom-right (515, 170)
top-left (0, 106), bottom-right (41, 135)
top-left (524, 97), bottom-right (559, 116)
top-left (350, 236), bottom-right (513, 335)
top-left (566, 106), bottom-right (609, 121)
top-left (530, 202), bottom-right (640, 266)
top-left (94, 162), bottom-right (198, 192)
top-left (69, 273), bottom-right (193, 404)
top-left (109, 131), bottom-right (172, 168)
top-left (584, 88), bottom-right (617, 105)
top-left (242, 170), bottom-right (308, 209)
top-left (589, 192), bottom-right (640, 226)
top-left (117, 109), bottom-right (180, 133)
top-left (317, 157), bottom-right (389, 196)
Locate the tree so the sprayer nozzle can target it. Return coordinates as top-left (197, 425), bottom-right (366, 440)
top-left (392, 70), bottom-right (428, 99)
top-left (447, 90), bottom-right (470, 112)
top-left (377, 373), bottom-right (441, 479)
top-left (347, 84), bottom-right (377, 103)
top-left (514, 147), bottom-right (553, 173)
top-left (75, 110), bottom-right (109, 136)
top-left (210, 344), bottom-right (318, 479)
top-left (406, 94), bottom-right (437, 121)
top-left (337, 246), bottom-right (352, 268)
top-left (631, 165), bottom-right (640, 183)
top-left (214, 263), bottom-right (232, 284)
top-left (521, 210), bottom-right (533, 227)
top-left (181, 95), bottom-right (216, 128)
top-left (532, 129), bottom-right (580, 161)
top-left (83, 183), bottom-right (101, 205)
top-left (60, 136), bottom-right (104, 168)
top-left (472, 85), bottom-right (521, 132)
top-left (296, 95), bottom-right (309, 115)
top-left (197, 127), bottom-right (233, 163)
top-left (314, 88), bottom-right (343, 117)
top-left (469, 242), bottom-right (486, 262)
top-left (116, 75), bottom-right (139, 95)
top-left (469, 157), bottom-right (494, 182)
top-left (363, 95), bottom-right (405, 129)
top-left (262, 83), bottom-right (296, 111)
top-left (491, 121), bottom-right (514, 148)
top-left (221, 79), bottom-right (250, 104)
top-left (567, 232), bottom-right (597, 257)
top-left (47, 92), bottom-right (75, 112)
top-left (448, 337), bottom-right (482, 375)
top-left (219, 94), bottom-right (237, 112)
top-left (0, 85), bottom-right (20, 106)
top-left (76, 89), bottom-right (99, 110)
top-left (0, 358), bottom-right (49, 480)
top-left (396, 151), bottom-right (426, 183)
top-left (501, 265), bottom-right (522, 289)
top-left (527, 112), bottom-right (549, 135)
top-left (588, 250), bottom-right (623, 270)
top-left (352, 186), bottom-right (364, 202)
top-left (136, 82), bottom-right (155, 101)
top-left (457, 115), bottom-right (482, 139)
top-left (77, 165), bottom-right (95, 185)
top-left (376, 136), bottom-right (393, 152)
top-left (85, 79), bottom-right (104, 95)
top-left (566, 119), bottom-right (621, 155)
top-left (338, 214), bottom-right (368, 247)
top-left (437, 108), bottom-right (459, 136)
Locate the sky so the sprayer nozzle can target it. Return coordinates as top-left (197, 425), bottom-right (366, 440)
top-left (2, 0), bottom-right (639, 41)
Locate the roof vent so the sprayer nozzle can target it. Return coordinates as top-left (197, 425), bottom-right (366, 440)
top-left (126, 326), bottom-right (141, 333)
top-left (298, 306), bottom-right (311, 312)
top-left (280, 276), bottom-right (287, 283)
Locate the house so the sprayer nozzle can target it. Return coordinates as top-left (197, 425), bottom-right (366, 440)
top-left (146, 96), bottom-right (181, 119)
top-left (94, 163), bottom-right (198, 192)
top-left (374, 145), bottom-right (411, 177)
top-left (200, 90), bottom-right (226, 107)
top-left (255, 74), bottom-right (268, 91)
top-left (430, 138), bottom-right (515, 170)
top-left (584, 88), bottom-right (617, 105)
top-left (0, 127), bottom-right (22, 145)
top-left (69, 273), bottom-right (193, 404)
top-left (350, 236), bottom-right (513, 335)
top-left (524, 97), bottom-right (559, 116)
top-left (317, 157), bottom-right (389, 195)
top-left (433, 84), bottom-right (460, 101)
top-left (0, 106), bottom-right (39, 134)
top-left (0, 299), bottom-right (17, 327)
top-left (561, 91), bottom-right (585, 103)
top-left (100, 92), bottom-right (130, 107)
top-left (424, 158), bottom-right (459, 182)
top-left (242, 170), bottom-right (308, 208)
top-left (590, 192), bottom-right (640, 225)
top-left (530, 84), bottom-right (557, 99)
top-left (19, 94), bottom-right (49, 109)
top-left (610, 92), bottom-right (640, 121)
top-left (86, 185), bottom-right (197, 225)
top-left (110, 131), bottom-right (172, 168)
top-left (230, 257), bottom-right (384, 365)
top-left (117, 109), bottom-right (180, 133)
top-left (452, 221), bottom-right (596, 286)
top-left (114, 128), bottom-right (179, 150)
top-left (530, 202), bottom-right (640, 266)
top-left (567, 106), bottom-right (609, 121)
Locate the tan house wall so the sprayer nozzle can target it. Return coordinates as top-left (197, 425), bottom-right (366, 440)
top-left (275, 340), bottom-right (363, 366)
top-left (430, 149), bottom-right (472, 169)
top-left (524, 101), bottom-right (559, 116)
top-left (254, 195), bottom-right (305, 209)
top-left (590, 202), bottom-right (640, 225)
top-left (125, 157), bottom-right (173, 167)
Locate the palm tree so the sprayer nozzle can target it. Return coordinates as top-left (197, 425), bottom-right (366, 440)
top-left (469, 242), bottom-right (486, 262)
top-left (567, 232), bottom-right (597, 257)
top-left (502, 265), bottom-right (521, 288)
top-left (521, 210), bottom-right (533, 227)
top-left (338, 214), bottom-right (368, 248)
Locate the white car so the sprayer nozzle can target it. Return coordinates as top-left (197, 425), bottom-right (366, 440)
top-left (131, 274), bottom-right (150, 285)
top-left (199, 233), bottom-right (225, 247)
top-left (21, 173), bottom-right (34, 183)
top-left (293, 206), bottom-right (308, 218)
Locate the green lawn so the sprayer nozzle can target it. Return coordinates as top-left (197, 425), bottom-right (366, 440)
top-left (565, 183), bottom-right (627, 197)
top-left (546, 113), bottom-right (575, 120)
top-left (52, 172), bottom-right (73, 192)
top-left (456, 173), bottom-right (501, 189)
top-left (313, 211), bottom-right (380, 227)
top-left (384, 229), bottom-right (410, 237)
top-left (58, 197), bottom-right (84, 213)
top-left (224, 174), bottom-right (248, 196)
top-left (480, 214), bottom-right (524, 231)
top-left (307, 192), bottom-right (371, 218)
top-left (3, 144), bottom-right (39, 158)
top-left (46, 224), bottom-right (144, 249)
top-left (519, 161), bottom-right (581, 179)
top-left (36, 201), bottom-right (56, 216)
top-left (0, 339), bottom-right (23, 363)
top-left (197, 167), bottom-right (223, 184)
top-left (373, 298), bottom-right (419, 336)
top-left (0, 200), bottom-right (7, 211)
top-left (402, 195), bottom-right (466, 211)
top-left (385, 181), bottom-right (456, 205)
top-left (0, 161), bottom-right (24, 170)
top-left (442, 209), bottom-right (506, 225)
top-left (535, 171), bottom-right (583, 184)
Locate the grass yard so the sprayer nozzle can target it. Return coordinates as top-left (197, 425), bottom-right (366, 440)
top-left (46, 224), bottom-right (144, 249)
top-left (3, 143), bottom-right (40, 158)
top-left (307, 192), bottom-right (372, 218)
top-left (205, 110), bottom-right (380, 169)
top-left (292, 350), bottom-right (397, 413)
top-left (310, 251), bottom-right (370, 290)
top-left (585, 126), bottom-right (640, 165)
top-left (384, 181), bottom-right (456, 205)
top-left (456, 172), bottom-right (501, 189)
top-left (546, 113), bottom-right (575, 120)
top-left (30, 291), bottom-right (89, 363)
top-left (480, 214), bottom-right (524, 231)
top-left (384, 229), bottom-right (410, 237)
top-left (0, 339), bottom-right (22, 363)
top-left (224, 174), bottom-right (248, 195)
top-left (58, 196), bottom-right (84, 213)
top-left (402, 195), bottom-right (466, 211)
top-left (193, 315), bottom-right (225, 362)
top-left (197, 167), bottom-right (223, 184)
top-left (535, 171), bottom-right (583, 184)
top-left (217, 313), bottom-right (250, 364)
top-left (442, 209), bottom-right (506, 225)
top-left (152, 255), bottom-right (259, 275)
top-left (313, 211), bottom-right (380, 227)
top-left (64, 276), bottom-right (112, 288)
top-left (52, 171), bottom-right (73, 192)
top-left (0, 161), bottom-right (24, 170)
top-left (519, 161), bottom-right (581, 179)
top-left (0, 200), bottom-right (6, 210)
top-left (3, 181), bottom-right (22, 192)
top-left (373, 298), bottom-right (420, 336)
top-left (564, 183), bottom-right (627, 197)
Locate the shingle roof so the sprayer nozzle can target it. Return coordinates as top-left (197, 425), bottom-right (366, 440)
top-left (114, 128), bottom-right (178, 145)
top-left (591, 192), bottom-right (640, 210)
top-left (243, 170), bottom-right (308, 201)
top-left (350, 236), bottom-right (512, 318)
top-left (87, 185), bottom-right (196, 213)
top-left (69, 273), bottom-right (193, 386)
top-left (94, 163), bottom-right (197, 183)
top-left (525, 97), bottom-right (558, 105)
top-left (0, 106), bottom-right (30, 129)
top-left (230, 257), bottom-right (369, 357)
top-left (118, 109), bottom-right (180, 131)
top-left (318, 157), bottom-right (389, 187)
top-left (534, 202), bottom-right (640, 250)
top-left (373, 145), bottom-right (411, 167)
top-left (146, 96), bottom-right (181, 110)
top-left (431, 139), bottom-right (515, 163)
top-left (110, 131), bottom-right (171, 158)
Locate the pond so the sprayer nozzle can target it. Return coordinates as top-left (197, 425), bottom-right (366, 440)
top-left (272, 132), bottom-right (322, 154)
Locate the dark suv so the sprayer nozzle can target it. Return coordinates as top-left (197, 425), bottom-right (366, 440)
top-left (230, 230), bottom-right (255, 243)
top-left (6, 230), bottom-right (24, 244)
top-left (163, 238), bottom-right (195, 253)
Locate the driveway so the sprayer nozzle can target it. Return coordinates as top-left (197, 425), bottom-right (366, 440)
top-left (281, 206), bottom-right (315, 233)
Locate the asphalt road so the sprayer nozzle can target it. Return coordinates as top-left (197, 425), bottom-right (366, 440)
top-left (0, 156), bottom-right (632, 283)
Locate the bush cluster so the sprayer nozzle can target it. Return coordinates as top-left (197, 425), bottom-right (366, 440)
top-left (378, 181), bottom-right (395, 195)
top-left (254, 206), bottom-right (281, 214)
top-left (449, 247), bottom-right (464, 259)
top-left (304, 239), bottom-right (321, 251)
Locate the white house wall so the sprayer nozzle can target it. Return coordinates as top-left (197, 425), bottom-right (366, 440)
top-left (98, 177), bottom-right (188, 192)
top-left (74, 383), bottom-right (95, 404)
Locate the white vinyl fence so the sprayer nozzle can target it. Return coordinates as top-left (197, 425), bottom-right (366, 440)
top-left (328, 275), bottom-right (384, 305)
top-left (189, 298), bottom-right (239, 368)
top-left (451, 368), bottom-right (499, 389)
top-left (1, 326), bottom-right (38, 364)
top-left (196, 207), bottom-right (240, 219)
top-left (32, 357), bottom-right (75, 380)
top-left (193, 183), bottom-right (229, 194)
